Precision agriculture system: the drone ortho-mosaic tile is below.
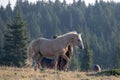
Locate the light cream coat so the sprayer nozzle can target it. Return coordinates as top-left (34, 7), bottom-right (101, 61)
top-left (27, 31), bottom-right (84, 71)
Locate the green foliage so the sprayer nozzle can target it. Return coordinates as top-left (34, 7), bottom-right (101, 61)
top-left (98, 69), bottom-right (120, 75)
top-left (81, 44), bottom-right (93, 71)
top-left (1, 13), bottom-right (28, 67)
top-left (112, 42), bottom-right (120, 69)
top-left (0, 0), bottom-right (120, 69)
top-left (70, 52), bottom-right (79, 70)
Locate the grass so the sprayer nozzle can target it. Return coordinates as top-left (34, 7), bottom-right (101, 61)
top-left (0, 66), bottom-right (120, 80)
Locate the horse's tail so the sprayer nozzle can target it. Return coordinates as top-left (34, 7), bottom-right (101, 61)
top-left (26, 42), bottom-right (34, 65)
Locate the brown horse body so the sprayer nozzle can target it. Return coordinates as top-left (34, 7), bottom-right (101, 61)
top-left (58, 45), bottom-right (73, 71)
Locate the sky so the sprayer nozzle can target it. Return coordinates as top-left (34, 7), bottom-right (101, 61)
top-left (0, 0), bottom-right (120, 9)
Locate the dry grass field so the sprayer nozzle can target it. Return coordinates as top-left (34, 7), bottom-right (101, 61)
top-left (0, 66), bottom-right (120, 80)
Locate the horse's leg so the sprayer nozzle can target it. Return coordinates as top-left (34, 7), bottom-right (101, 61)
top-left (54, 59), bottom-right (58, 70)
top-left (61, 55), bottom-right (70, 71)
top-left (54, 55), bottom-right (59, 71)
top-left (37, 53), bottom-right (43, 70)
top-left (32, 53), bottom-right (38, 71)
top-left (58, 56), bottom-right (62, 70)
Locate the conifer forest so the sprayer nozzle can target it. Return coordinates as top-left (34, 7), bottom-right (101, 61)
top-left (0, 0), bottom-right (120, 70)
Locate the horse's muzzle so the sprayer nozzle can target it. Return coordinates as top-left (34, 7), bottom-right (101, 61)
top-left (79, 45), bottom-right (84, 50)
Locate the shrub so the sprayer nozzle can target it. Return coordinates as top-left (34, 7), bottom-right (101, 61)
top-left (98, 69), bottom-right (120, 75)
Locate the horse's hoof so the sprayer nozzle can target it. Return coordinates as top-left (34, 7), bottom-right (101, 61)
top-left (34, 65), bottom-right (37, 71)
top-left (63, 66), bottom-right (68, 71)
top-left (34, 67), bottom-right (37, 71)
top-left (64, 68), bottom-right (68, 72)
top-left (40, 68), bottom-right (45, 72)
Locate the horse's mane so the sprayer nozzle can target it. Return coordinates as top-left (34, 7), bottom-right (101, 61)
top-left (57, 31), bottom-right (78, 38)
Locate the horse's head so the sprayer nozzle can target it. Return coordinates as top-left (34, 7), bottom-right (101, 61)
top-left (57, 31), bottom-right (84, 50)
top-left (53, 35), bottom-right (58, 39)
top-left (73, 33), bottom-right (84, 50)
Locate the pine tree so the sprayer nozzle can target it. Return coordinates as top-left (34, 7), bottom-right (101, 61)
top-left (70, 47), bottom-right (80, 71)
top-left (1, 13), bottom-right (28, 67)
top-left (70, 53), bottom-right (79, 70)
top-left (0, 31), bottom-right (2, 55)
top-left (113, 43), bottom-right (120, 69)
top-left (81, 44), bottom-right (93, 71)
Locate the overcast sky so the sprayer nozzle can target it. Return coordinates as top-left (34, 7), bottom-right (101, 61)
top-left (0, 0), bottom-right (120, 9)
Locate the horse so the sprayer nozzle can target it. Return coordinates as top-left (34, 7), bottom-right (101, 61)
top-left (58, 45), bottom-right (73, 71)
top-left (93, 64), bottom-right (101, 72)
top-left (53, 35), bottom-right (73, 71)
top-left (27, 31), bottom-right (84, 71)
top-left (34, 35), bottom-right (73, 71)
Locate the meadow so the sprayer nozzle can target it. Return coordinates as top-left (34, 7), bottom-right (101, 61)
top-left (0, 66), bottom-right (120, 80)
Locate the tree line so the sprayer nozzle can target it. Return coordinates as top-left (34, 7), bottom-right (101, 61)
top-left (0, 0), bottom-right (120, 70)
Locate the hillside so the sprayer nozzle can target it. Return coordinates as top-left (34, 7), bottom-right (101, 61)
top-left (0, 66), bottom-right (119, 80)
top-left (1, 0), bottom-right (120, 71)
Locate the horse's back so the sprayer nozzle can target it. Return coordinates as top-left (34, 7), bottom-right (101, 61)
top-left (38, 38), bottom-right (54, 46)
top-left (31, 38), bottom-right (52, 45)
top-left (30, 38), bottom-right (46, 52)
top-left (31, 38), bottom-right (54, 54)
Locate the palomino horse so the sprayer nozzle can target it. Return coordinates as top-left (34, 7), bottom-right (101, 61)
top-left (27, 31), bottom-right (84, 71)
top-left (33, 35), bottom-right (73, 71)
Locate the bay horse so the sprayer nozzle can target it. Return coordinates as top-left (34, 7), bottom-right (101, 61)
top-left (53, 35), bottom-right (73, 71)
top-left (27, 31), bottom-right (84, 71)
top-left (58, 45), bottom-right (73, 71)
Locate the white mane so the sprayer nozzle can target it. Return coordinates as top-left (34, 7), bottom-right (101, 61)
top-left (57, 31), bottom-right (78, 38)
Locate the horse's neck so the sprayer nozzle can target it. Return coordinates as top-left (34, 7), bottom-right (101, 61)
top-left (54, 37), bottom-right (69, 48)
top-left (55, 35), bottom-right (72, 49)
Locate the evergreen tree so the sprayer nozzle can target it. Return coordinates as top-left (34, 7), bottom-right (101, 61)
top-left (113, 43), bottom-right (120, 69)
top-left (0, 31), bottom-right (2, 55)
top-left (1, 13), bottom-right (28, 67)
top-left (5, 0), bottom-right (12, 18)
top-left (1, 0), bottom-right (120, 69)
top-left (70, 47), bottom-right (80, 71)
top-left (81, 44), bottom-right (93, 71)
